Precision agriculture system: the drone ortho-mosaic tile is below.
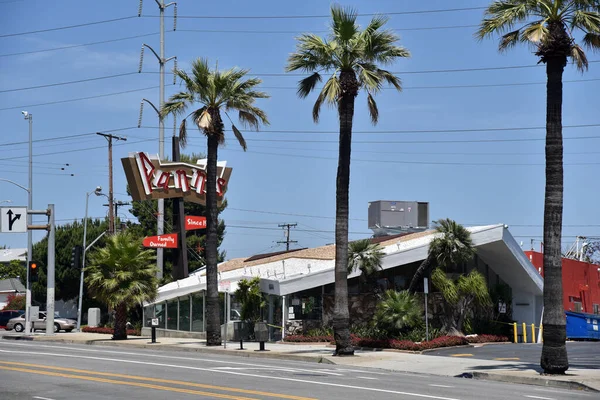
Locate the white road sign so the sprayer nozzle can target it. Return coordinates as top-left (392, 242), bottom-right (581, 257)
top-left (0, 207), bottom-right (27, 233)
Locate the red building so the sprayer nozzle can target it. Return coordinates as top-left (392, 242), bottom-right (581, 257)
top-left (525, 251), bottom-right (600, 314)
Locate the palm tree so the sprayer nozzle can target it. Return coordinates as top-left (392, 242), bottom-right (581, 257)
top-left (162, 58), bottom-right (269, 346)
top-left (408, 219), bottom-right (475, 294)
top-left (373, 290), bottom-right (423, 337)
top-left (477, 0), bottom-right (600, 375)
top-left (85, 232), bottom-right (158, 340)
top-left (431, 268), bottom-right (491, 334)
top-left (286, 4), bottom-right (410, 356)
top-left (347, 239), bottom-right (385, 293)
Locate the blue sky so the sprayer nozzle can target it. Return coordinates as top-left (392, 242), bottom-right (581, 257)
top-left (0, 0), bottom-right (598, 260)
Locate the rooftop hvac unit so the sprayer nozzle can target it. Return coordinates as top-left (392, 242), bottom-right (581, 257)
top-left (368, 201), bottom-right (429, 237)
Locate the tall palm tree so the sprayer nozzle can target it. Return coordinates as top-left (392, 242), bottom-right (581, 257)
top-left (286, 4), bottom-right (410, 356)
top-left (162, 58), bottom-right (269, 346)
top-left (477, 0), bottom-right (600, 374)
top-left (408, 219), bottom-right (475, 294)
top-left (347, 239), bottom-right (385, 293)
top-left (86, 232), bottom-right (158, 340)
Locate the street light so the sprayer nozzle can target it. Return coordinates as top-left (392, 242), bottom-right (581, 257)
top-left (76, 186), bottom-right (104, 332)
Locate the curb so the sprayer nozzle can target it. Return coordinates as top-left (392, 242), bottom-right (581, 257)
top-left (3, 336), bottom-right (336, 365)
top-left (468, 371), bottom-right (599, 393)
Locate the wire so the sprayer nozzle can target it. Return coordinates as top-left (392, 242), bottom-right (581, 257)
top-left (0, 72), bottom-right (139, 93)
top-left (237, 135), bottom-right (600, 144)
top-left (142, 7), bottom-right (487, 20)
top-left (0, 33), bottom-right (159, 58)
top-left (0, 85), bottom-right (164, 111)
top-left (0, 132), bottom-right (97, 148)
top-left (0, 16), bottom-right (137, 38)
top-left (176, 25), bottom-right (481, 34)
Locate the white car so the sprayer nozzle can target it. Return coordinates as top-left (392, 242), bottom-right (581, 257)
top-left (6, 312), bottom-right (76, 333)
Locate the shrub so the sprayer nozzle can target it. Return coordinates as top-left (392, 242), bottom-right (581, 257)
top-left (3, 294), bottom-right (25, 311)
top-left (373, 290), bottom-right (423, 337)
top-left (283, 334), bottom-right (333, 343)
top-left (305, 327), bottom-right (333, 337)
top-left (466, 334), bottom-right (508, 343)
top-left (82, 326), bottom-right (141, 336)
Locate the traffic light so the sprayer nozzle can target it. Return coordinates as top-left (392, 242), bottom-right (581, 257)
top-left (71, 245), bottom-right (82, 270)
top-left (28, 261), bottom-right (39, 282)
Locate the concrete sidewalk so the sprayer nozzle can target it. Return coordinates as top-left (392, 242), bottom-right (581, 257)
top-left (2, 331), bottom-right (598, 393)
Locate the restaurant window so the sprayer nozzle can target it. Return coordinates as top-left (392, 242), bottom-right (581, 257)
top-left (192, 293), bottom-right (204, 332)
top-left (179, 296), bottom-right (190, 331)
top-left (167, 299), bottom-right (178, 330)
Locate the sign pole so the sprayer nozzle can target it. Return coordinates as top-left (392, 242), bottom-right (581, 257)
top-left (46, 204), bottom-right (55, 335)
top-left (424, 277), bottom-right (429, 342)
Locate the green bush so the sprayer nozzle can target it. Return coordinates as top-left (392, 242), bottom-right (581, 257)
top-left (373, 290), bottom-right (423, 336)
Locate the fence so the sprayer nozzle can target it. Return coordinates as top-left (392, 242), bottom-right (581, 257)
top-left (512, 322), bottom-right (542, 343)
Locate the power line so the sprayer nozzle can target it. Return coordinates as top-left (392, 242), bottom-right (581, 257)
top-left (0, 16), bottom-right (137, 38)
top-left (0, 132), bottom-right (97, 148)
top-left (0, 33), bottom-right (159, 58)
top-left (177, 25), bottom-right (480, 35)
top-left (0, 72), bottom-right (139, 93)
top-left (142, 7), bottom-right (487, 20)
top-left (0, 85), bottom-right (165, 111)
top-left (236, 135), bottom-right (600, 144)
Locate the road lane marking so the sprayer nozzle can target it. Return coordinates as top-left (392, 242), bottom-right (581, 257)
top-left (533, 388), bottom-right (590, 397)
top-left (429, 384), bottom-right (454, 388)
top-left (356, 376), bottom-right (378, 380)
top-left (0, 361), bottom-right (315, 400)
top-left (0, 365), bottom-right (261, 400)
top-left (0, 350), bottom-right (463, 400)
top-left (33, 397), bottom-right (55, 400)
top-left (494, 357), bottom-right (520, 361)
top-left (0, 342), bottom-right (346, 376)
top-left (524, 396), bottom-right (555, 400)
top-left (449, 354), bottom-right (473, 357)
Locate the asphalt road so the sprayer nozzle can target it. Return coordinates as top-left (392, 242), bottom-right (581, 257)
top-left (424, 342), bottom-right (600, 369)
top-left (0, 340), bottom-right (594, 400)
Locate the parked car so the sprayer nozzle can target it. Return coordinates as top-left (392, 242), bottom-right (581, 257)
top-left (6, 312), bottom-right (76, 333)
top-left (0, 310), bottom-right (24, 329)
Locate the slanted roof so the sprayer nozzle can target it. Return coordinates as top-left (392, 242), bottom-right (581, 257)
top-left (0, 278), bottom-right (26, 294)
top-left (0, 248), bottom-right (27, 263)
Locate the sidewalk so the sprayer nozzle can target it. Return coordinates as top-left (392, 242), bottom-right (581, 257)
top-left (2, 331), bottom-right (598, 393)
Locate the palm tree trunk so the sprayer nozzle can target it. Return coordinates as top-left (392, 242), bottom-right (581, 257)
top-left (408, 254), bottom-right (433, 293)
top-left (540, 53), bottom-right (568, 374)
top-left (205, 124), bottom-right (222, 346)
top-left (333, 71), bottom-right (358, 356)
top-left (112, 303), bottom-right (127, 340)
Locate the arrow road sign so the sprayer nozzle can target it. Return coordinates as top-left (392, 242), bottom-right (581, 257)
top-left (0, 207), bottom-right (27, 233)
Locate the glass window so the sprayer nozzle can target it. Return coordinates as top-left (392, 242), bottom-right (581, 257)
top-left (167, 299), bottom-right (178, 330)
top-left (179, 296), bottom-right (190, 331)
top-left (155, 303), bottom-right (165, 328)
top-left (143, 305), bottom-right (153, 327)
top-left (191, 293), bottom-right (204, 332)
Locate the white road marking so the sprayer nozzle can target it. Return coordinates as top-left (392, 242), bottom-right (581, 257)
top-left (533, 388), bottom-right (590, 396)
top-left (356, 376), bottom-right (378, 380)
top-left (0, 341), bottom-right (340, 375)
top-left (524, 396), bottom-right (555, 400)
top-left (33, 397), bottom-right (55, 400)
top-left (429, 384), bottom-right (454, 388)
top-left (0, 349), bottom-right (462, 400)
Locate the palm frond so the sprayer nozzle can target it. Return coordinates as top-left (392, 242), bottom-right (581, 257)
top-left (431, 268), bottom-right (459, 304)
top-left (571, 43), bottom-right (589, 71)
top-left (520, 21), bottom-right (548, 43)
top-left (162, 92), bottom-right (194, 118)
top-left (366, 92), bottom-right (379, 125)
top-left (330, 4), bottom-right (358, 43)
top-left (178, 118), bottom-right (188, 148)
top-left (297, 72), bottom-right (322, 98)
top-left (477, 0), bottom-right (538, 40)
top-left (572, 9), bottom-right (600, 32)
top-left (376, 68), bottom-right (402, 91)
top-left (499, 29), bottom-right (522, 51)
top-left (582, 31), bottom-right (600, 50)
top-left (347, 239), bottom-right (384, 275)
top-left (312, 90), bottom-right (326, 123)
top-left (231, 123), bottom-right (247, 151)
top-left (286, 34), bottom-right (335, 72)
top-left (357, 62), bottom-right (383, 92)
top-left (322, 75), bottom-right (341, 104)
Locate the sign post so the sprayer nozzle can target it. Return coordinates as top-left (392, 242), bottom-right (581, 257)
top-left (424, 277), bottom-right (429, 342)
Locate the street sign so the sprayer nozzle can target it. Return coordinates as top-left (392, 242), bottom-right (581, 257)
top-left (0, 207), bottom-right (27, 233)
top-left (142, 233), bottom-right (178, 248)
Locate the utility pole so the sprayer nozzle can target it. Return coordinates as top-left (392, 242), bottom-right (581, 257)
top-left (277, 223), bottom-right (298, 251)
top-left (102, 200), bottom-right (131, 232)
top-left (138, 0), bottom-right (177, 280)
top-left (96, 132), bottom-right (127, 234)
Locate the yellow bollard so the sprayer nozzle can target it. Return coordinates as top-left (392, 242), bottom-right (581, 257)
top-left (531, 324), bottom-right (536, 343)
top-left (522, 322), bottom-right (527, 343)
top-left (513, 323), bottom-right (518, 343)
top-left (539, 324), bottom-right (543, 342)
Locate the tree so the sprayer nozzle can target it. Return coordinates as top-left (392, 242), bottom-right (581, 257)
top-left (85, 232), bottom-right (158, 340)
top-left (2, 293), bottom-right (25, 311)
top-left (286, 4), bottom-right (410, 356)
top-left (234, 276), bottom-right (266, 338)
top-left (0, 259), bottom-right (26, 282)
top-left (347, 239), bottom-right (384, 293)
top-left (162, 58), bottom-right (269, 346)
top-left (372, 290), bottom-right (423, 337)
top-left (431, 268), bottom-right (491, 334)
top-left (408, 219), bottom-right (475, 293)
top-left (477, 0), bottom-right (600, 375)
top-left (128, 152), bottom-right (228, 282)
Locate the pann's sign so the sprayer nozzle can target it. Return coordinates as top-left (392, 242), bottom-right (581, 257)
top-left (122, 152), bottom-right (232, 205)
top-left (143, 233), bottom-right (178, 249)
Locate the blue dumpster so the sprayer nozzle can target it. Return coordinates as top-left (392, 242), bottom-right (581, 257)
top-left (566, 311), bottom-right (600, 340)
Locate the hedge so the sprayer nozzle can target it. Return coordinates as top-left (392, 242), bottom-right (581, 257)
top-left (284, 333), bottom-right (508, 351)
top-left (82, 326), bottom-right (141, 336)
